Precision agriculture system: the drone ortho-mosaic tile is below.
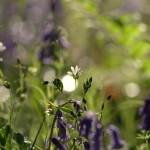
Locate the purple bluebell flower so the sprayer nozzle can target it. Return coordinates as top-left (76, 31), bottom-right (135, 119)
top-left (57, 110), bottom-right (67, 140)
top-left (139, 96), bottom-right (150, 130)
top-left (141, 96), bottom-right (150, 115)
top-left (78, 111), bottom-right (101, 150)
top-left (39, 23), bottom-right (69, 65)
top-left (74, 101), bottom-right (81, 113)
top-left (51, 0), bottom-right (62, 13)
top-left (69, 99), bottom-right (82, 113)
top-left (140, 115), bottom-right (150, 130)
top-left (41, 22), bottom-right (69, 48)
top-left (108, 124), bottom-right (125, 149)
top-left (93, 121), bottom-right (101, 150)
top-left (84, 142), bottom-right (90, 150)
top-left (78, 114), bottom-right (92, 139)
top-left (41, 22), bottom-right (58, 42)
top-left (51, 137), bottom-right (65, 150)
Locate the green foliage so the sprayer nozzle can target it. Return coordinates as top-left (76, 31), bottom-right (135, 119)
top-left (1, 0), bottom-right (150, 149)
top-left (137, 130), bottom-right (150, 141)
top-left (52, 78), bottom-right (63, 93)
top-left (0, 125), bottom-right (31, 149)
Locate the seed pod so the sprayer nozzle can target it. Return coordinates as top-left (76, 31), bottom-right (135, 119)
top-left (107, 94), bottom-right (112, 101)
top-left (41, 81), bottom-right (49, 85)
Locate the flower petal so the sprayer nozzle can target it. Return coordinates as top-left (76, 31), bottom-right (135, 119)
top-left (67, 71), bottom-right (73, 76)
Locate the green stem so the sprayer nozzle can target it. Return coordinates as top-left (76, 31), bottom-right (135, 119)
top-left (47, 110), bottom-right (58, 150)
top-left (146, 139), bottom-right (149, 150)
top-left (8, 89), bottom-right (13, 149)
top-left (47, 84), bottom-right (51, 99)
top-left (30, 116), bottom-right (46, 150)
top-left (47, 101), bottom-right (69, 150)
top-left (9, 95), bottom-right (13, 128)
top-left (75, 79), bottom-right (76, 90)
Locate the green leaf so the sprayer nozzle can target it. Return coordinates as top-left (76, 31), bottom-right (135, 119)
top-left (49, 101), bottom-right (76, 118)
top-left (0, 125), bottom-right (31, 149)
top-left (13, 132), bottom-right (31, 149)
top-left (0, 125), bottom-right (12, 146)
top-left (52, 78), bottom-right (63, 92)
top-left (3, 81), bottom-right (10, 89)
top-left (14, 133), bottom-right (24, 145)
top-left (58, 107), bottom-right (76, 118)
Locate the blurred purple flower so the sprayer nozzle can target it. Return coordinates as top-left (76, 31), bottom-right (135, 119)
top-left (51, 137), bottom-right (65, 150)
top-left (41, 22), bottom-right (69, 48)
top-left (25, 0), bottom-right (50, 23)
top-left (38, 22), bottom-right (69, 65)
top-left (38, 44), bottom-right (55, 65)
top-left (139, 96), bottom-right (150, 130)
top-left (108, 124), bottom-right (125, 149)
top-left (41, 22), bottom-right (58, 42)
top-left (51, 0), bottom-right (62, 13)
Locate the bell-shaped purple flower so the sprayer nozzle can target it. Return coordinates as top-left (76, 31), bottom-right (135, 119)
top-left (140, 115), bottom-right (150, 130)
top-left (57, 110), bottom-right (67, 140)
top-left (69, 99), bottom-right (83, 113)
top-left (93, 121), bottom-right (101, 150)
top-left (141, 96), bottom-right (150, 115)
top-left (139, 96), bottom-right (150, 130)
top-left (78, 113), bottom-right (92, 139)
top-left (108, 124), bottom-right (125, 149)
top-left (51, 138), bottom-right (65, 150)
top-left (84, 142), bottom-right (90, 150)
top-left (78, 111), bottom-right (101, 150)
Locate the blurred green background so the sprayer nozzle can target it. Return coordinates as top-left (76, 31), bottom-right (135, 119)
top-left (1, 0), bottom-right (150, 149)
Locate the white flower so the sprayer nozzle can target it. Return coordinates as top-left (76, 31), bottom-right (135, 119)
top-left (67, 66), bottom-right (83, 79)
top-left (0, 42), bottom-right (6, 52)
top-left (45, 108), bottom-right (53, 116)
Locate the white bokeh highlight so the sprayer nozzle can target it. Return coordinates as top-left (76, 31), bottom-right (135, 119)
top-left (62, 75), bottom-right (78, 92)
top-left (124, 82), bottom-right (140, 98)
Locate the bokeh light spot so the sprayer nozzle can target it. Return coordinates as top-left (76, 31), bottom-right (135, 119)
top-left (124, 82), bottom-right (140, 98)
top-left (62, 75), bottom-right (78, 92)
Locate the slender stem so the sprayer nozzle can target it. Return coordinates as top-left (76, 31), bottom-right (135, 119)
top-left (47, 101), bottom-right (70, 150)
top-left (146, 139), bottom-right (149, 150)
top-left (48, 110), bottom-right (58, 150)
top-left (8, 89), bottom-right (13, 149)
top-left (75, 79), bottom-right (76, 90)
top-left (30, 116), bottom-right (46, 150)
top-left (9, 93), bottom-right (13, 128)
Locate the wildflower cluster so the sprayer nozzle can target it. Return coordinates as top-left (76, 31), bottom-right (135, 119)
top-left (41, 66), bottom-right (126, 150)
